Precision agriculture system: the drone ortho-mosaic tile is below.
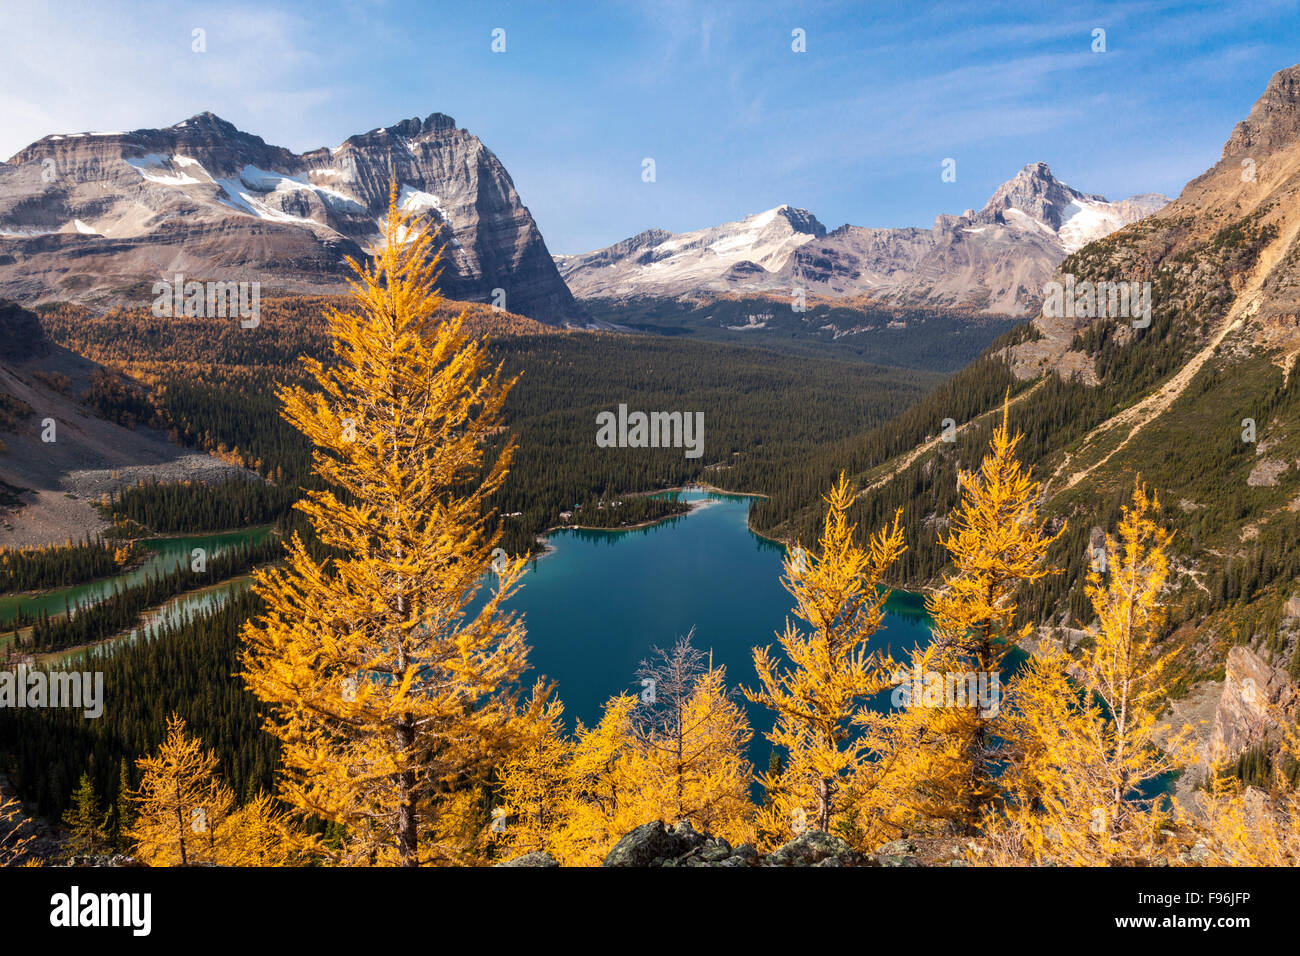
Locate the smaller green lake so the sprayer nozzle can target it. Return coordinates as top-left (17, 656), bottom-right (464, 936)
top-left (0, 527), bottom-right (272, 626)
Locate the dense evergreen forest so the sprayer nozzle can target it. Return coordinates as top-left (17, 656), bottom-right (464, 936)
top-left (37, 297), bottom-right (948, 555)
top-left (0, 589), bottom-right (278, 818)
top-left (0, 537), bottom-right (142, 594)
top-left (104, 477), bottom-right (298, 534)
top-left (9, 537), bottom-right (277, 653)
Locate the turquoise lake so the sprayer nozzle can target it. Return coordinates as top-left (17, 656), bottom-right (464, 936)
top-left (486, 490), bottom-right (937, 768)
top-left (10, 492), bottom-right (941, 772)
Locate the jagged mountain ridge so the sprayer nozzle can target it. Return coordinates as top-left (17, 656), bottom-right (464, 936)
top-left (1009, 65), bottom-right (1300, 383)
top-left (0, 112), bottom-right (585, 325)
top-left (556, 164), bottom-right (1168, 316)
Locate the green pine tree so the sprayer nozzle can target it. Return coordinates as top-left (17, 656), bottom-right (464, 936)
top-left (112, 757), bottom-right (134, 852)
top-left (63, 771), bottom-right (110, 858)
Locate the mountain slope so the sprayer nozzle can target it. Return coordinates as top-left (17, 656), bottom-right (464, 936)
top-left (558, 165), bottom-right (1167, 316)
top-left (759, 62), bottom-right (1300, 781)
top-left (0, 300), bottom-right (254, 549)
top-left (0, 112), bottom-right (584, 325)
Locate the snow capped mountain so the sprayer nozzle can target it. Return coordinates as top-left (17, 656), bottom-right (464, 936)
top-left (0, 112), bottom-right (584, 324)
top-left (559, 164), bottom-right (1169, 316)
top-left (965, 162), bottom-right (1169, 254)
top-left (555, 204), bottom-right (827, 298)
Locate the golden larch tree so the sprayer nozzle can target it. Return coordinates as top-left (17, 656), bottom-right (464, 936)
top-left (745, 473), bottom-right (905, 846)
top-left (634, 637), bottom-right (755, 846)
top-left (986, 481), bottom-right (1191, 863)
top-left (129, 714), bottom-right (235, 866)
top-left (553, 693), bottom-right (647, 865)
top-left (242, 179), bottom-right (539, 866)
top-left (900, 400), bottom-right (1061, 833)
top-left (495, 682), bottom-right (572, 859)
top-left (219, 792), bottom-right (316, 866)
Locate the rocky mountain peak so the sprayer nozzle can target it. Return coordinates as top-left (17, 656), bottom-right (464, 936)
top-left (361, 113), bottom-right (460, 144)
top-left (770, 204), bottom-right (828, 238)
top-left (0, 111), bottom-right (584, 324)
top-left (975, 161), bottom-right (1104, 231)
top-left (1223, 63), bottom-right (1300, 157)
top-left (172, 111), bottom-right (241, 135)
top-left (557, 166), bottom-right (1163, 313)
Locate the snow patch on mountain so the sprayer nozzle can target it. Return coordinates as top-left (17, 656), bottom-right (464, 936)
top-left (124, 154), bottom-right (206, 186)
top-left (1057, 200), bottom-right (1128, 253)
top-left (558, 164), bottom-right (1169, 314)
top-left (556, 204), bottom-right (827, 297)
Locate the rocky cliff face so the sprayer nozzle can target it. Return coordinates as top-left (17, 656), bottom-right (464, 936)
top-left (1223, 64), bottom-right (1300, 156)
top-left (557, 165), bottom-right (1166, 316)
top-left (1210, 644), bottom-right (1299, 762)
top-left (0, 112), bottom-right (584, 325)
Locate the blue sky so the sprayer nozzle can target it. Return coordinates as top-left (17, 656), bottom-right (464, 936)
top-left (1, 1), bottom-right (1297, 252)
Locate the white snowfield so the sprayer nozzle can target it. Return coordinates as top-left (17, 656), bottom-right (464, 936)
top-left (124, 153), bottom-right (205, 186)
top-left (116, 153), bottom-right (408, 236)
top-left (1056, 196), bottom-right (1168, 253)
top-left (556, 204), bottom-right (824, 296)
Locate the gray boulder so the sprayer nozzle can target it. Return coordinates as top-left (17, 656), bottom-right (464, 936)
top-left (497, 851), bottom-right (560, 867)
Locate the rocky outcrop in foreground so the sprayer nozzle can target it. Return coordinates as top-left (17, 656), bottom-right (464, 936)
top-left (497, 820), bottom-right (930, 868)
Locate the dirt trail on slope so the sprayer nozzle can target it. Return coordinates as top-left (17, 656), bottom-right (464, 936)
top-left (1052, 212), bottom-right (1300, 493)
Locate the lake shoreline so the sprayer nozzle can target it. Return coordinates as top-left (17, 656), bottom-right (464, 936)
top-left (528, 485), bottom-right (732, 557)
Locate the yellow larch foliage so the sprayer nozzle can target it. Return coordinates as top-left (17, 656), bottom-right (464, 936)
top-left (985, 480), bottom-right (1193, 864)
top-left (496, 682), bottom-right (572, 859)
top-left (895, 400), bottom-right (1062, 834)
top-left (552, 693), bottom-right (647, 865)
top-left (496, 653), bottom-right (755, 864)
top-left (0, 793), bottom-right (36, 867)
top-left (637, 661), bottom-right (756, 847)
top-left (128, 713), bottom-right (235, 866)
top-left (219, 792), bottom-right (318, 867)
top-left (745, 473), bottom-right (905, 848)
top-left (241, 179), bottom-right (543, 866)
